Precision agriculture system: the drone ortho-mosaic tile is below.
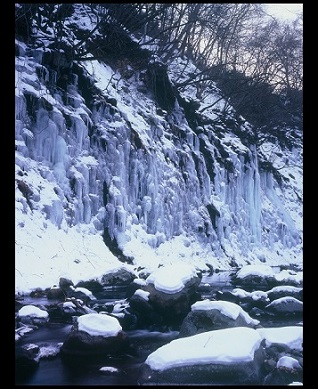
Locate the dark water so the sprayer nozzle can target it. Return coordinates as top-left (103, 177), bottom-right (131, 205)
top-left (15, 324), bottom-right (179, 385)
top-left (17, 347), bottom-right (144, 385)
top-left (15, 271), bottom-right (302, 386)
top-left (15, 284), bottom-right (179, 386)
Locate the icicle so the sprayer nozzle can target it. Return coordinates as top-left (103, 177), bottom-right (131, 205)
top-left (43, 199), bottom-right (64, 228)
top-left (72, 117), bottom-right (88, 152)
top-left (115, 205), bottom-right (126, 232)
top-left (34, 108), bottom-right (58, 164)
top-left (83, 194), bottom-right (91, 223)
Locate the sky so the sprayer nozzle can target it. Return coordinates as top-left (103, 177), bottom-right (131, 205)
top-left (264, 3), bottom-right (303, 22)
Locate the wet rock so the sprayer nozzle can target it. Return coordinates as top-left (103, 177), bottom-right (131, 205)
top-left (17, 305), bottom-right (49, 326)
top-left (267, 286), bottom-right (303, 302)
top-left (179, 300), bottom-right (260, 337)
top-left (145, 265), bottom-right (202, 326)
top-left (61, 313), bottom-right (130, 357)
top-left (231, 265), bottom-right (277, 290)
top-left (129, 293), bottom-right (163, 328)
top-left (101, 268), bottom-right (136, 286)
top-left (265, 297), bottom-right (303, 316)
top-left (47, 285), bottom-right (65, 300)
top-left (15, 343), bottom-right (40, 376)
top-left (58, 277), bottom-right (96, 303)
top-left (138, 327), bottom-right (265, 385)
top-left (263, 356), bottom-right (303, 385)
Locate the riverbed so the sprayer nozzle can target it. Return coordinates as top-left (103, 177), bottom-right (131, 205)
top-left (15, 270), bottom-right (302, 385)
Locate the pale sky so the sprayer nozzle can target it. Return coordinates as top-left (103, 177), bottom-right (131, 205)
top-left (264, 3), bottom-right (303, 22)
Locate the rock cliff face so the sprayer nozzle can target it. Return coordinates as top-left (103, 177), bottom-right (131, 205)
top-left (15, 4), bottom-right (302, 275)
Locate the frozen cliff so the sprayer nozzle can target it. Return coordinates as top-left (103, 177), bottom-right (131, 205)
top-left (15, 4), bottom-right (302, 293)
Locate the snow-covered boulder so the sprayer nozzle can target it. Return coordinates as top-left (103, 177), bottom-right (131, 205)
top-left (257, 326), bottom-right (303, 351)
top-left (179, 299), bottom-right (260, 337)
top-left (17, 305), bottom-right (49, 326)
top-left (274, 270), bottom-right (303, 287)
top-left (61, 313), bottom-right (130, 356)
top-left (138, 327), bottom-right (265, 385)
top-left (144, 264), bottom-right (201, 324)
top-left (257, 326), bottom-right (303, 384)
top-left (265, 296), bottom-right (303, 316)
top-left (229, 288), bottom-right (270, 310)
top-left (263, 356), bottom-right (303, 385)
top-left (58, 277), bottom-right (96, 302)
top-left (231, 264), bottom-right (277, 289)
top-left (267, 285), bottom-right (303, 301)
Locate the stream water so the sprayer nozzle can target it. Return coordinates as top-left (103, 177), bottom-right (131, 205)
top-left (15, 270), bottom-right (302, 386)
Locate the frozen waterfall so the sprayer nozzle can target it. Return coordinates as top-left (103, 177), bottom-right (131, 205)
top-left (15, 39), bottom-right (302, 268)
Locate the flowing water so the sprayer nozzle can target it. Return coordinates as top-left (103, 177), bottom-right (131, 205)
top-left (15, 271), bottom-right (302, 385)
